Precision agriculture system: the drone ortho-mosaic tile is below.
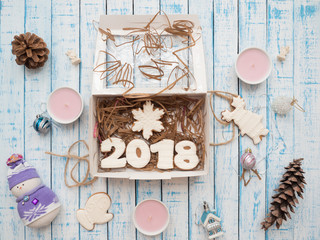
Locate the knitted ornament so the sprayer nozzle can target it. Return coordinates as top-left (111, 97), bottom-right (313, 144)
top-left (271, 96), bottom-right (305, 115)
top-left (12, 32), bottom-right (50, 69)
top-left (261, 158), bottom-right (306, 230)
top-left (7, 154), bottom-right (60, 228)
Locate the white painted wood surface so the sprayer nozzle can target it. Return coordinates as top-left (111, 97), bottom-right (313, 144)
top-left (0, 0), bottom-right (319, 239)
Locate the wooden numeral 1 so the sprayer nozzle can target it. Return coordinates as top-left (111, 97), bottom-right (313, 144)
top-left (150, 139), bottom-right (174, 169)
top-left (126, 139), bottom-right (150, 168)
top-left (100, 138), bottom-right (127, 168)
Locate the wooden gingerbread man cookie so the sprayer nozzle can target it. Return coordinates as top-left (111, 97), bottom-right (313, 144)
top-left (222, 96), bottom-right (269, 144)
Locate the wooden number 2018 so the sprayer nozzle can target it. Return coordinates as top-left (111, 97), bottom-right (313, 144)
top-left (100, 138), bottom-right (199, 170)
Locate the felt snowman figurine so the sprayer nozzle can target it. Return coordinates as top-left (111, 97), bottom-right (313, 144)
top-left (7, 154), bottom-right (61, 228)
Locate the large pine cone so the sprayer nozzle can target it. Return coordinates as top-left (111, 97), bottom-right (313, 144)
top-left (12, 32), bottom-right (50, 69)
top-left (261, 158), bottom-right (306, 230)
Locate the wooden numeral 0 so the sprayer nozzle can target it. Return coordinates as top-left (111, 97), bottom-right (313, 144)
top-left (100, 138), bottom-right (127, 168)
top-left (150, 139), bottom-right (174, 169)
top-left (174, 140), bottom-right (199, 170)
top-left (126, 139), bottom-right (150, 168)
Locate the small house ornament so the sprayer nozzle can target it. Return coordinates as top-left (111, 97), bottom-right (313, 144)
top-left (200, 201), bottom-right (224, 239)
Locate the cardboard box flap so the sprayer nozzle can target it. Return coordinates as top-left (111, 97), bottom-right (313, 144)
top-left (93, 14), bottom-right (207, 94)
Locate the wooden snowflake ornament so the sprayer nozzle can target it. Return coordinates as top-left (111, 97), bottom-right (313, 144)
top-left (132, 101), bottom-right (164, 140)
top-left (222, 96), bottom-right (269, 144)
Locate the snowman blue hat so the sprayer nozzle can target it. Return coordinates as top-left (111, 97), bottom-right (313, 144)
top-left (7, 154), bottom-right (40, 190)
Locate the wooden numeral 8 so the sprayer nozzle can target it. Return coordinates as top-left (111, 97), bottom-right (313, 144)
top-left (174, 140), bottom-right (199, 170)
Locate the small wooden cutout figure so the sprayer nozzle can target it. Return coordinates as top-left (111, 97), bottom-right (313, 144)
top-left (222, 96), bottom-right (269, 144)
top-left (77, 192), bottom-right (113, 231)
top-left (277, 46), bottom-right (290, 61)
top-left (200, 202), bottom-right (224, 239)
top-left (66, 50), bottom-right (81, 65)
top-left (132, 101), bottom-right (164, 140)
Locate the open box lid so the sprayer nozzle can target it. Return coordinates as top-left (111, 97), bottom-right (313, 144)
top-left (89, 14), bottom-right (210, 179)
top-left (92, 14), bottom-right (207, 96)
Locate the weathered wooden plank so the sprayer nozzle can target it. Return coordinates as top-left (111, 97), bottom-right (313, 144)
top-left (293, 1), bottom-right (320, 239)
top-left (188, 0), bottom-right (214, 239)
top-left (79, 0), bottom-right (108, 239)
top-left (135, 180), bottom-right (162, 240)
top-left (0, 0), bottom-right (26, 239)
top-left (266, 0), bottom-right (295, 239)
top-left (133, 1), bottom-right (162, 240)
top-left (106, 1), bottom-right (136, 240)
top-left (213, 0), bottom-right (239, 239)
top-left (50, 0), bottom-right (80, 239)
top-left (23, 0), bottom-right (52, 239)
top-left (160, 1), bottom-right (189, 239)
top-left (238, 0), bottom-right (267, 239)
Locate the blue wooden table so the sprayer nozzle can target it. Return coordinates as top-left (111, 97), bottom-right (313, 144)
top-left (1, 0), bottom-right (319, 239)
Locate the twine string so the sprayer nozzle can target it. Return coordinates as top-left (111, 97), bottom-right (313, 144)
top-left (208, 90), bottom-right (239, 146)
top-left (291, 97), bottom-right (305, 112)
top-left (45, 140), bottom-right (97, 188)
top-left (92, 20), bottom-right (99, 32)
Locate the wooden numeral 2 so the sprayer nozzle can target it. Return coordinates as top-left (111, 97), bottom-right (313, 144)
top-left (126, 139), bottom-right (150, 168)
top-left (100, 138), bottom-right (199, 170)
top-left (101, 138), bottom-right (127, 168)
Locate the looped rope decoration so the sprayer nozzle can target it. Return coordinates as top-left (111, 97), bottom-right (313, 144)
top-left (45, 140), bottom-right (97, 188)
top-left (208, 90), bottom-right (239, 146)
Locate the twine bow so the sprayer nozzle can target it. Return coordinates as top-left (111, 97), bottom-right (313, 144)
top-left (46, 140), bottom-right (97, 188)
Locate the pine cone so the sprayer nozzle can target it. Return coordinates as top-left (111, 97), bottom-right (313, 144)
top-left (11, 32), bottom-right (50, 69)
top-left (261, 158), bottom-right (306, 230)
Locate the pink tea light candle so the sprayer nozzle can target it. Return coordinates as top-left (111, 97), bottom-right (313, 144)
top-left (133, 199), bottom-right (169, 236)
top-left (47, 87), bottom-right (83, 124)
top-left (235, 47), bottom-right (272, 84)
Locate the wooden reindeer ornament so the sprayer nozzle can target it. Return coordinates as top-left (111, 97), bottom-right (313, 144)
top-left (222, 96), bottom-right (269, 144)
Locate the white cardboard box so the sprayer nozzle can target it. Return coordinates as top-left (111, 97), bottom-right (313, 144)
top-left (89, 14), bottom-right (209, 180)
